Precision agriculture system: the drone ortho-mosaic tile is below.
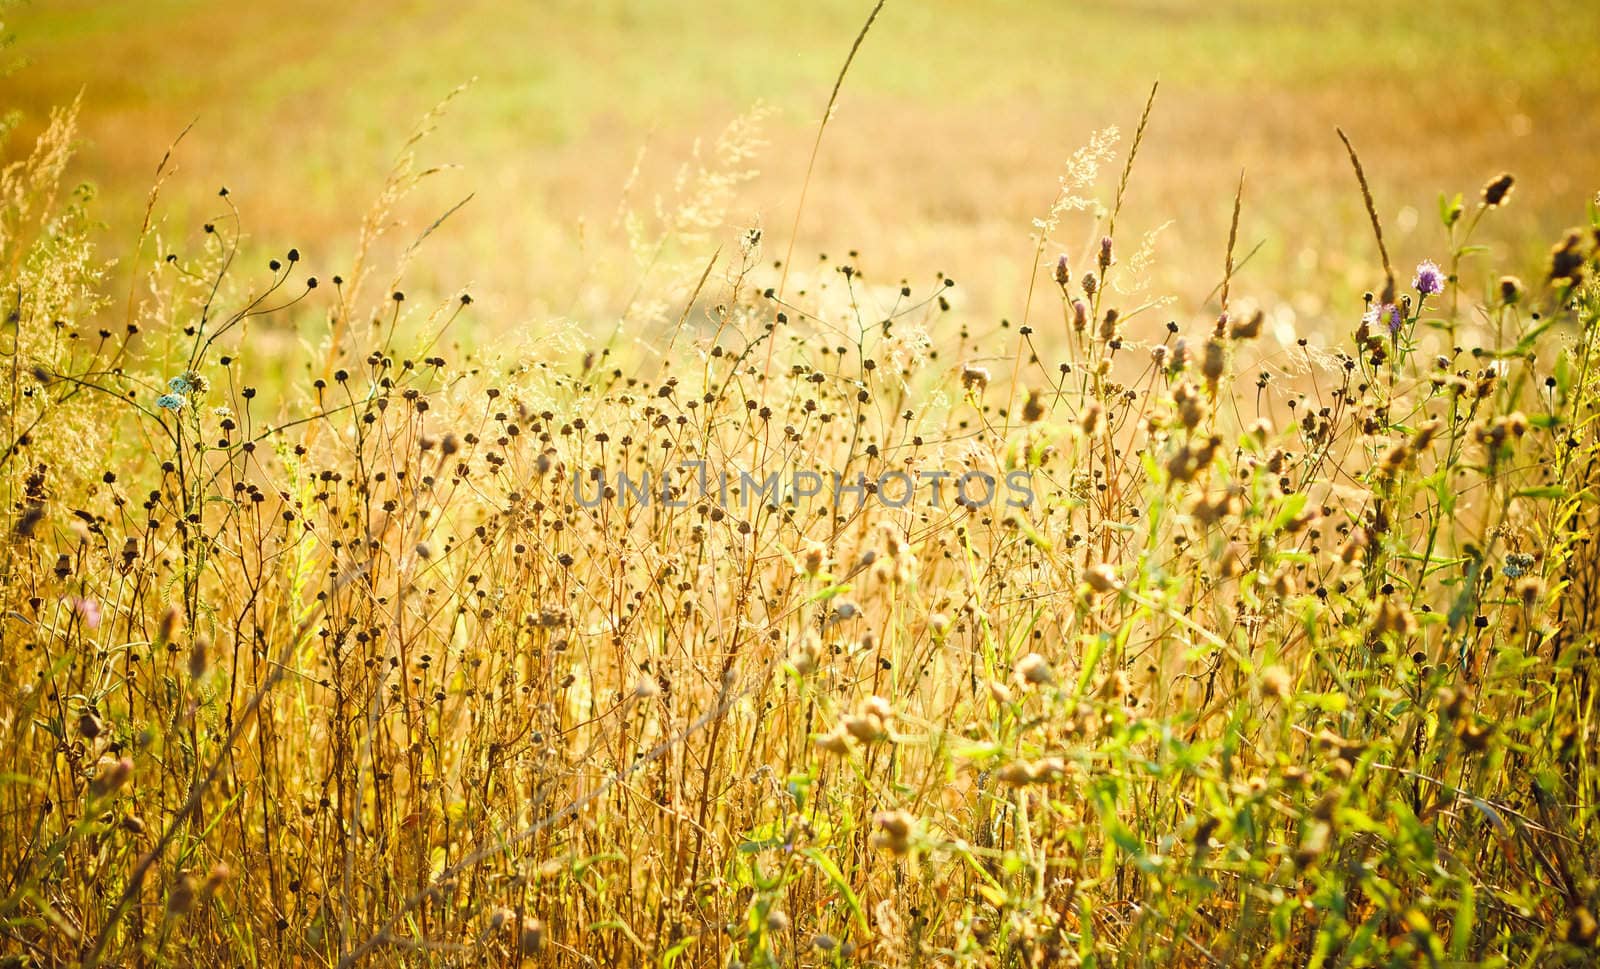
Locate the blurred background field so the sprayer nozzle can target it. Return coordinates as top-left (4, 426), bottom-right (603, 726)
top-left (7, 0), bottom-right (1600, 342)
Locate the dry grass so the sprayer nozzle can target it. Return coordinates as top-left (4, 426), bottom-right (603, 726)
top-left (6, 0), bottom-right (1600, 324)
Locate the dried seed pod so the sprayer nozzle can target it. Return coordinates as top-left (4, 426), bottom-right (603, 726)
top-left (871, 810), bottom-right (915, 855)
top-left (1014, 652), bottom-right (1053, 686)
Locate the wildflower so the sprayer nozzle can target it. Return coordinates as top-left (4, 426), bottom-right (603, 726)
top-left (167, 375), bottom-right (192, 394)
top-left (1071, 298), bottom-right (1089, 332)
top-left (1412, 260), bottom-right (1445, 296)
top-left (1363, 302), bottom-right (1404, 335)
top-left (1098, 235), bottom-right (1115, 271)
top-left (959, 364), bottom-right (990, 392)
top-left (1501, 552), bottom-right (1534, 579)
top-left (156, 393), bottom-right (187, 411)
top-left (1053, 254), bottom-right (1070, 288)
top-left (72, 597), bottom-right (101, 630)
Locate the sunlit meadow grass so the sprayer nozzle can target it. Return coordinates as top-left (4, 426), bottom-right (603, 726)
top-left (3, 57), bottom-right (1600, 969)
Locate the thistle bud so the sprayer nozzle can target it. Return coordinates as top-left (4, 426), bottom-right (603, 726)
top-left (1481, 172), bottom-right (1515, 207)
top-left (1022, 389), bottom-right (1046, 423)
top-left (1499, 275), bottom-right (1523, 304)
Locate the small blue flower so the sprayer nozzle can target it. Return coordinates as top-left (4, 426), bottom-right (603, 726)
top-left (156, 393), bottom-right (186, 411)
top-left (1502, 552), bottom-right (1534, 579)
top-left (1412, 260), bottom-right (1445, 296)
top-left (167, 375), bottom-right (192, 394)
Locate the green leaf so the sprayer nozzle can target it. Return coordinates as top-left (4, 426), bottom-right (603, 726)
top-left (1438, 191), bottom-right (1463, 228)
top-left (1269, 491), bottom-right (1309, 533)
top-left (1515, 486), bottom-right (1566, 499)
top-left (802, 848), bottom-right (868, 935)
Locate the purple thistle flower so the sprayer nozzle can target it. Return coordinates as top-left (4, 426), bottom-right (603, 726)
top-left (73, 597), bottom-right (102, 630)
top-left (1363, 303), bottom-right (1405, 335)
top-left (1412, 260), bottom-right (1445, 296)
top-left (1382, 303), bottom-right (1404, 333)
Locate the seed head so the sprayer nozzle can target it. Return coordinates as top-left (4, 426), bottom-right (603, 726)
top-left (519, 916), bottom-right (545, 955)
top-left (1014, 651), bottom-right (1053, 686)
top-left (1499, 275), bottom-right (1523, 304)
top-left (1084, 563), bottom-right (1121, 594)
top-left (1229, 310), bottom-right (1263, 340)
top-left (167, 873), bottom-right (197, 917)
top-left (1481, 172), bottom-right (1515, 207)
top-left (1022, 388), bottom-right (1046, 423)
top-left (1259, 665), bottom-right (1291, 700)
top-left (871, 809), bottom-right (915, 855)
